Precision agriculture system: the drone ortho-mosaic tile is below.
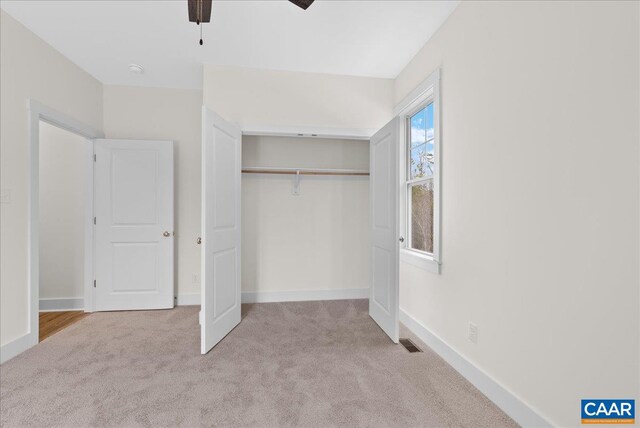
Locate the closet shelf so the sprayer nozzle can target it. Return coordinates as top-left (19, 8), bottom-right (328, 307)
top-left (241, 167), bottom-right (369, 176)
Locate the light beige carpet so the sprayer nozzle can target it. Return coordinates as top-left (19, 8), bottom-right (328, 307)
top-left (0, 300), bottom-right (517, 427)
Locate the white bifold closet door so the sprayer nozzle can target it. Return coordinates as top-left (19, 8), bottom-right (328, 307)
top-left (94, 139), bottom-right (174, 311)
top-left (200, 108), bottom-right (242, 355)
top-left (369, 118), bottom-right (400, 343)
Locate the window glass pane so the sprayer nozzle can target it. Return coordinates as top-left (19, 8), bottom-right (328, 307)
top-left (410, 144), bottom-right (426, 179)
top-left (410, 108), bottom-right (426, 149)
top-left (410, 182), bottom-right (434, 254)
top-left (409, 103), bottom-right (435, 180)
top-left (425, 102), bottom-right (434, 141)
top-left (410, 144), bottom-right (434, 179)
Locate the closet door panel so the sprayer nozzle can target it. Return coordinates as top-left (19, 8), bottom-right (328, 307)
top-left (201, 108), bottom-right (242, 354)
top-left (369, 118), bottom-right (400, 343)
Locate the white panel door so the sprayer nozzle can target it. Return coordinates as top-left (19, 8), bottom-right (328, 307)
top-left (94, 139), bottom-right (174, 311)
top-left (201, 108), bottom-right (242, 354)
top-left (369, 118), bottom-right (400, 343)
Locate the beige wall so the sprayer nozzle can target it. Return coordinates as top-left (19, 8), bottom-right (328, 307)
top-left (242, 136), bottom-right (369, 296)
top-left (38, 122), bottom-right (87, 300)
top-left (203, 65), bottom-right (393, 130)
top-left (394, 2), bottom-right (639, 426)
top-left (102, 85), bottom-right (203, 299)
top-left (243, 135), bottom-right (369, 170)
top-left (0, 10), bottom-right (103, 346)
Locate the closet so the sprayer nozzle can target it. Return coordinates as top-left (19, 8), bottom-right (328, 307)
top-left (240, 134), bottom-right (370, 301)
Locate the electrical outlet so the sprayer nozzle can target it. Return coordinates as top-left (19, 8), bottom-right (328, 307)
top-left (468, 322), bottom-right (478, 344)
top-left (0, 189), bottom-right (11, 204)
top-left (193, 273), bottom-right (200, 284)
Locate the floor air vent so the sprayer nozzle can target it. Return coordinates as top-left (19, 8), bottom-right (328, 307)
top-left (399, 338), bottom-right (422, 353)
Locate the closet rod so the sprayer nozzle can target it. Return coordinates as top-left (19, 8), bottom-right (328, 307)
top-left (242, 167), bottom-right (369, 176)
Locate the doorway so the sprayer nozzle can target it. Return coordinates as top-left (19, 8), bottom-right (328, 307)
top-left (27, 100), bottom-right (176, 350)
top-left (38, 121), bottom-right (92, 340)
top-left (26, 100), bottom-right (101, 348)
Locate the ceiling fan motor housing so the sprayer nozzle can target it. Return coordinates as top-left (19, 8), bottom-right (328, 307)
top-left (187, 0), bottom-right (314, 46)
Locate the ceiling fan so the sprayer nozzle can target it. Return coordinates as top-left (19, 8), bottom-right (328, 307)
top-left (188, 0), bottom-right (315, 45)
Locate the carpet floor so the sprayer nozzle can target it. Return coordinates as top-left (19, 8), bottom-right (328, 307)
top-left (0, 300), bottom-right (517, 427)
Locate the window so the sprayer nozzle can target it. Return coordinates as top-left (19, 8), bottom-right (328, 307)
top-left (407, 103), bottom-right (435, 255)
top-left (396, 68), bottom-right (440, 273)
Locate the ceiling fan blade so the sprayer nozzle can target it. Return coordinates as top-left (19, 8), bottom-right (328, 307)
top-left (188, 0), bottom-right (212, 23)
top-left (288, 0), bottom-right (315, 10)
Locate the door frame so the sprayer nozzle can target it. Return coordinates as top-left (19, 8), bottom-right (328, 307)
top-left (27, 99), bottom-right (103, 347)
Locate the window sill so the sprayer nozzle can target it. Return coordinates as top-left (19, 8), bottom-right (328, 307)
top-left (400, 249), bottom-right (440, 274)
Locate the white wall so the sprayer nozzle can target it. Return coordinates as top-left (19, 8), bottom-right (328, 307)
top-left (102, 85), bottom-right (203, 299)
top-left (38, 122), bottom-right (86, 301)
top-left (242, 136), bottom-right (369, 296)
top-left (203, 65), bottom-right (393, 130)
top-left (0, 10), bottom-right (103, 346)
top-left (394, 2), bottom-right (639, 426)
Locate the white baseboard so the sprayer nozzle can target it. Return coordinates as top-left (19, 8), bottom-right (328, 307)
top-left (39, 297), bottom-right (84, 312)
top-left (241, 288), bottom-right (368, 303)
top-left (38, 290), bottom-right (369, 309)
top-left (176, 293), bottom-right (200, 306)
top-left (0, 333), bottom-right (37, 364)
top-left (176, 288), bottom-right (369, 306)
top-left (399, 309), bottom-right (551, 428)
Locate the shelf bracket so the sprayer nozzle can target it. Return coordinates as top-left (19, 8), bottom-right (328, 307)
top-left (292, 170), bottom-right (301, 196)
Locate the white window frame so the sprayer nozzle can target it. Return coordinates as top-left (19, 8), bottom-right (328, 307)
top-left (395, 69), bottom-right (441, 274)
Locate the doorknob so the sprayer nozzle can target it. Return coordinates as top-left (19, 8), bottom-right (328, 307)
top-left (163, 231), bottom-right (171, 237)
top-left (399, 237), bottom-right (405, 243)
top-left (196, 237), bottom-right (202, 245)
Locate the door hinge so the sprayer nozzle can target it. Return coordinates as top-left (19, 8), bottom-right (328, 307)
top-left (94, 154), bottom-right (96, 162)
top-left (93, 280), bottom-right (96, 288)
top-left (93, 217), bottom-right (96, 225)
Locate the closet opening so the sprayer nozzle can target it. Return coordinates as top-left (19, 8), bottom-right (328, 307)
top-left (240, 134), bottom-right (371, 305)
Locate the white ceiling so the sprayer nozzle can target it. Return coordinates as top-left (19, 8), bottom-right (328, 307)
top-left (1, 0), bottom-right (458, 89)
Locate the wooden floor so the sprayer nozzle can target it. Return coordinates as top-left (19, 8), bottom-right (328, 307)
top-left (39, 311), bottom-right (89, 342)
